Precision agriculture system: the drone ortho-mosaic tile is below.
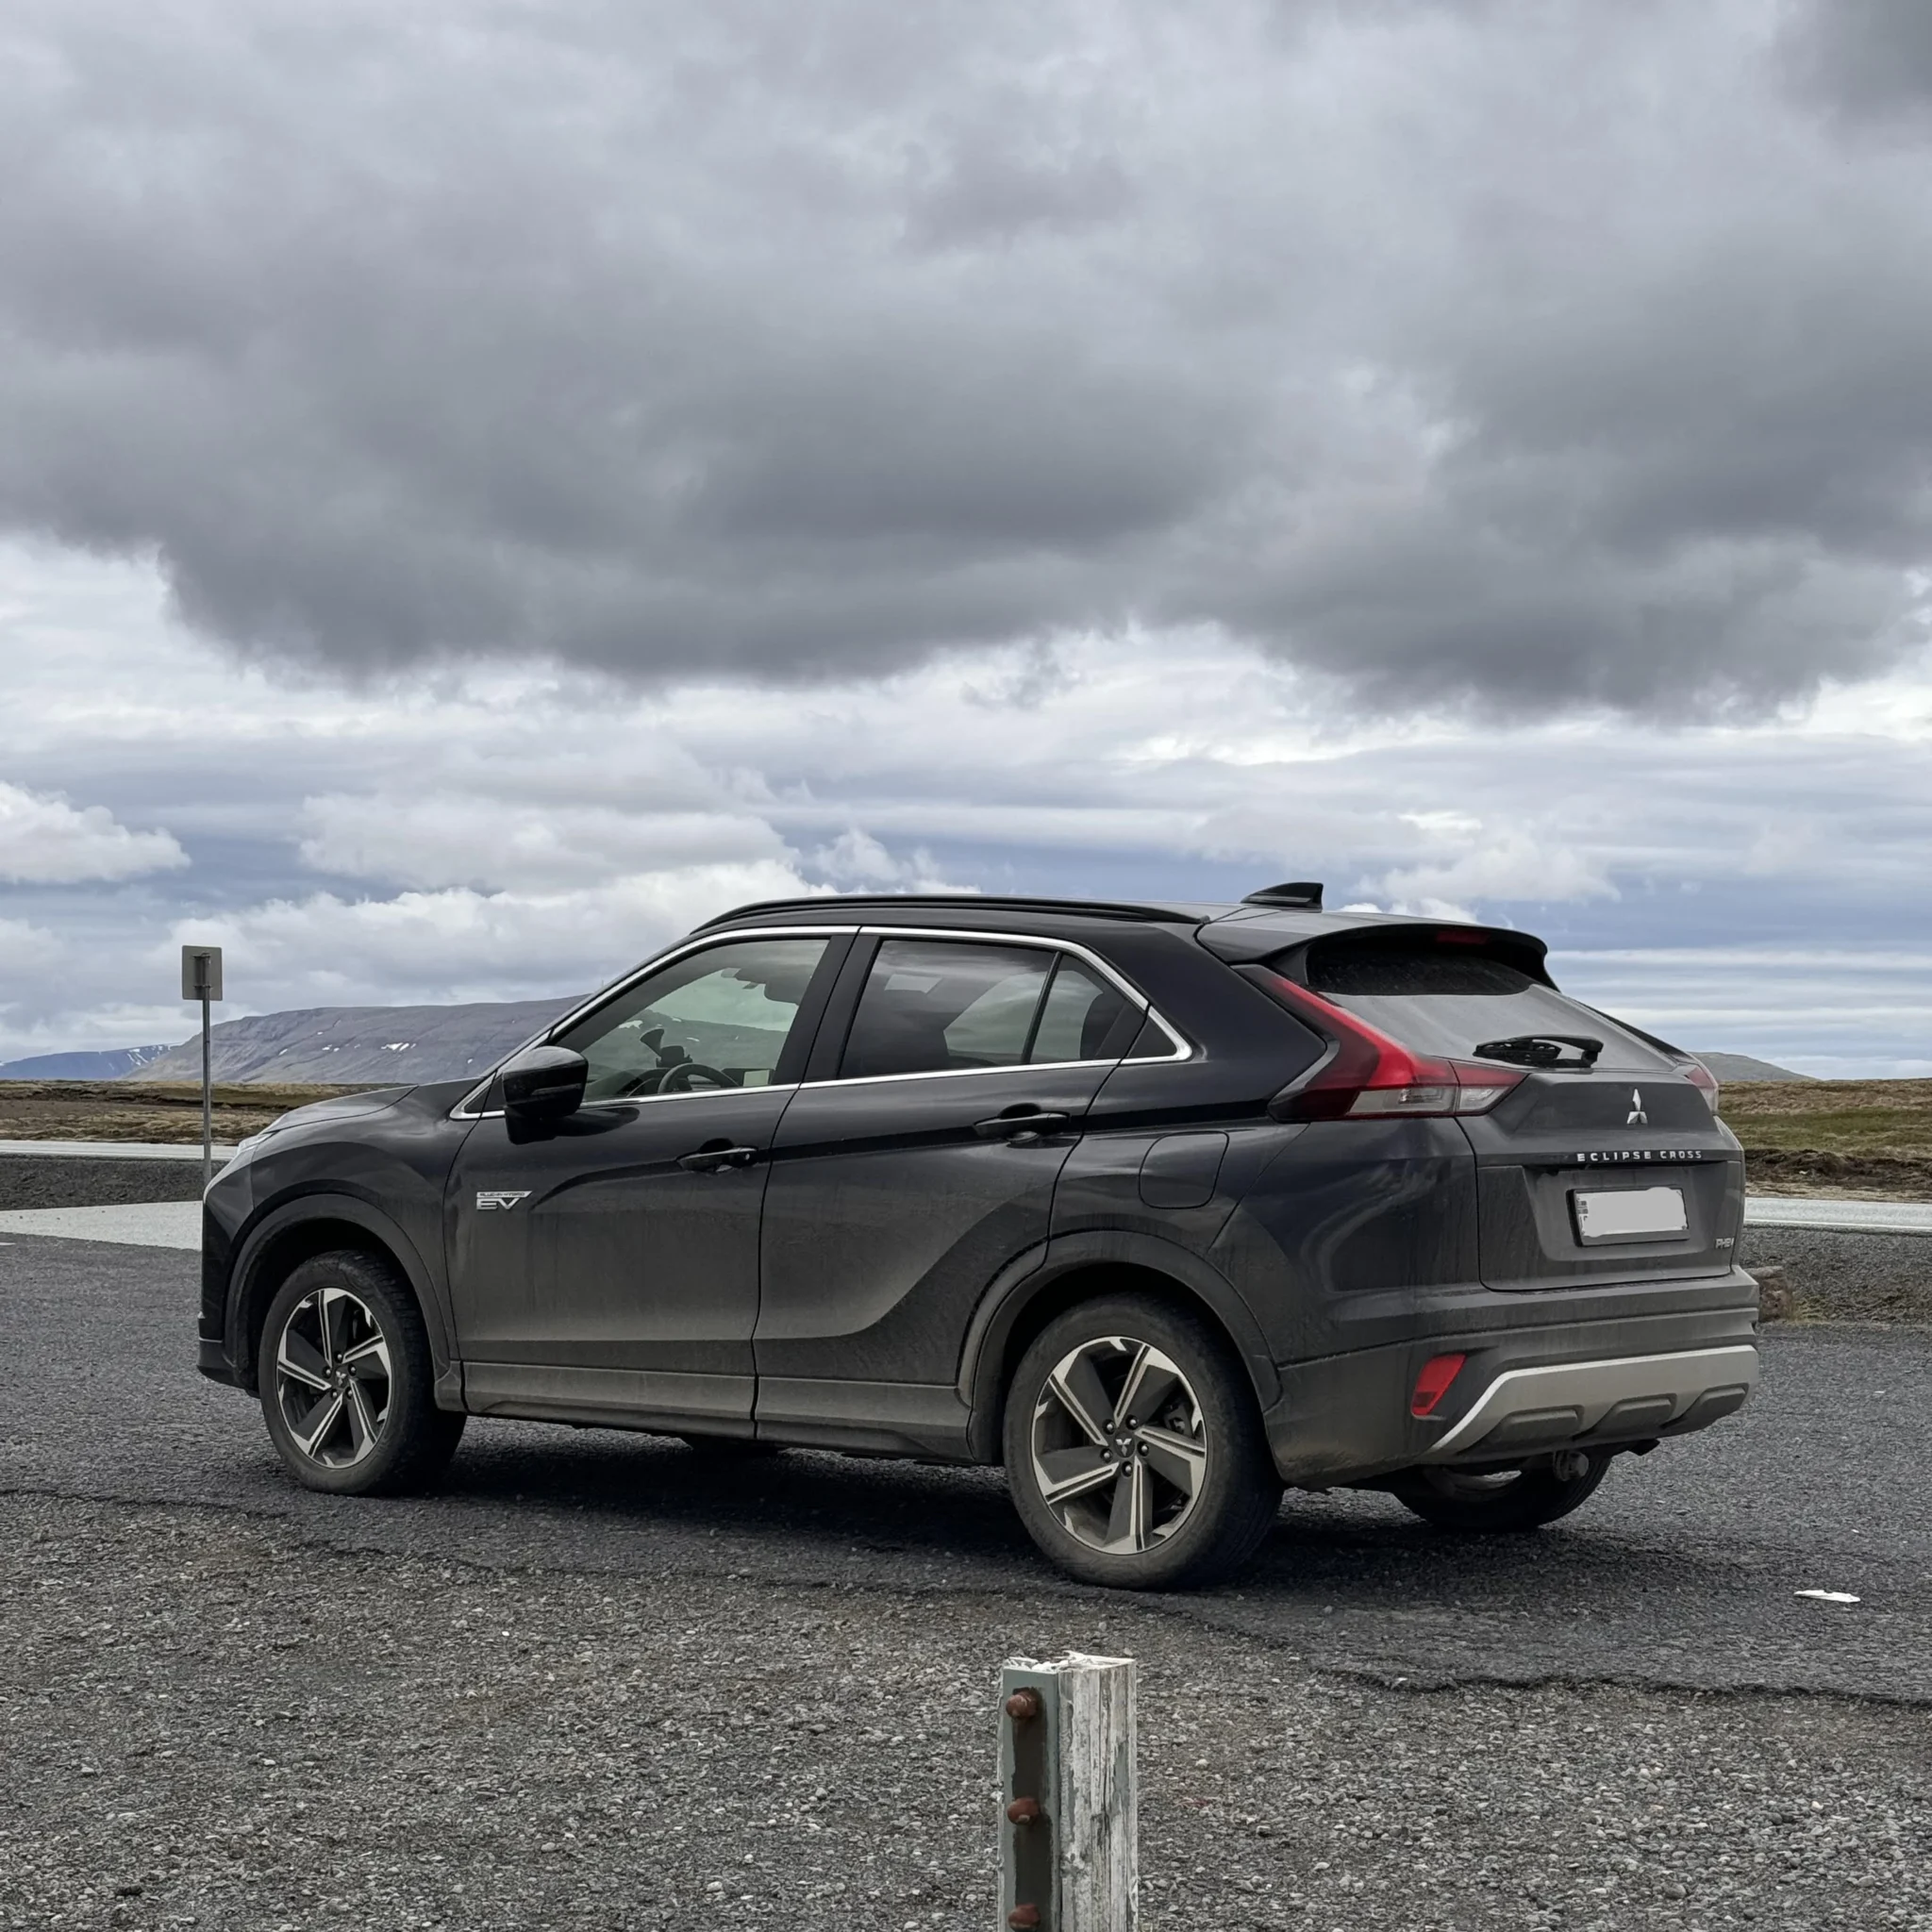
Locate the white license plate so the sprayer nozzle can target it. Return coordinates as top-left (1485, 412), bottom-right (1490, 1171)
top-left (1571, 1185), bottom-right (1689, 1244)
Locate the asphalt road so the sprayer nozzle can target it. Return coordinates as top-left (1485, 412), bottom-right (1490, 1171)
top-left (6, 1237), bottom-right (1932, 1932)
top-left (2, 1235), bottom-right (1926, 1703)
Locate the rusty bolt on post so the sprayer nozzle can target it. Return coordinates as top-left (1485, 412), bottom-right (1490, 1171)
top-left (1001, 1656), bottom-right (1137, 1932)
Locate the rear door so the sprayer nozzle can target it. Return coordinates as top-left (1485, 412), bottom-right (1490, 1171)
top-left (754, 931), bottom-right (1143, 1447)
top-left (1296, 930), bottom-right (1744, 1291)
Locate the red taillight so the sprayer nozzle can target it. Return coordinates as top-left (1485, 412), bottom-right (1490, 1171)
top-left (1683, 1060), bottom-right (1721, 1116)
top-left (1262, 976), bottom-right (1525, 1120)
top-left (1411, 1354), bottom-right (1466, 1418)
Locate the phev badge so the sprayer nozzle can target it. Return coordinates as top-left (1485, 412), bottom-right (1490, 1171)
top-left (475, 1190), bottom-right (532, 1211)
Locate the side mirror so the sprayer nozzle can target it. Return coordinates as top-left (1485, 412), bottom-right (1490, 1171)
top-left (499, 1044), bottom-right (589, 1124)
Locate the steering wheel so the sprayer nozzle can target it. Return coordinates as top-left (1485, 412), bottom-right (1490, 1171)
top-left (660, 1061), bottom-right (732, 1092)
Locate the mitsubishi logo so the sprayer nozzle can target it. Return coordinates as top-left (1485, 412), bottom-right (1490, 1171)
top-left (475, 1190), bottom-right (532, 1211)
top-left (1625, 1090), bottom-right (1648, 1126)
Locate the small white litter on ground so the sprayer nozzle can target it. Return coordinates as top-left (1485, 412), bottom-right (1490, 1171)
top-left (1793, 1589), bottom-right (1861, 1605)
top-left (0, 1200), bottom-right (201, 1250)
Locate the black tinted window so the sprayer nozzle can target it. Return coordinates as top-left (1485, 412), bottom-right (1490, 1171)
top-left (1308, 947), bottom-right (1532, 997)
top-left (841, 941), bottom-right (1051, 1078)
top-left (1030, 958), bottom-right (1135, 1063)
top-left (1294, 938), bottom-right (1673, 1071)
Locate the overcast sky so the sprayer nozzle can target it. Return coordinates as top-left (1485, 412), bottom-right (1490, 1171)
top-left (1, 0), bottom-right (1928, 1074)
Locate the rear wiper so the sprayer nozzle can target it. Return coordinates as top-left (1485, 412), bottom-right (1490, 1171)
top-left (1474, 1033), bottom-right (1604, 1069)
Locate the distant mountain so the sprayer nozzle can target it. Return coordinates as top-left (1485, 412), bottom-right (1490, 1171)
top-left (1691, 1052), bottom-right (1813, 1082)
top-left (128, 997), bottom-right (585, 1086)
top-left (0, 1045), bottom-right (173, 1081)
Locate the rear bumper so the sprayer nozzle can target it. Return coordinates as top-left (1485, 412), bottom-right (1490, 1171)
top-left (1261, 1291), bottom-right (1759, 1486)
top-left (1417, 1343), bottom-right (1756, 1460)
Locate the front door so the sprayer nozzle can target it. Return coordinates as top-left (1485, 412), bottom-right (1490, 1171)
top-left (755, 934), bottom-right (1141, 1452)
top-left (449, 932), bottom-right (840, 1434)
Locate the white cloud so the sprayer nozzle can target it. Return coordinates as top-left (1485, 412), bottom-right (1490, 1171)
top-left (0, 913), bottom-right (63, 978)
top-left (161, 860), bottom-right (815, 1009)
top-left (298, 792), bottom-right (788, 892)
top-left (810, 828), bottom-right (974, 893)
top-left (0, 780), bottom-right (186, 884)
top-left (1377, 829), bottom-right (1619, 908)
top-left (2, 542), bottom-right (1931, 1073)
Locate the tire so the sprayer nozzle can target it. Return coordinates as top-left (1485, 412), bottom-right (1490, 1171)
top-left (257, 1250), bottom-right (465, 1496)
top-left (677, 1434), bottom-right (781, 1458)
top-left (1003, 1293), bottom-right (1281, 1590)
top-left (1391, 1453), bottom-right (1609, 1533)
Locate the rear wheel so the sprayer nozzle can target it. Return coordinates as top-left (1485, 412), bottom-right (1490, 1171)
top-left (1003, 1294), bottom-right (1281, 1590)
top-left (258, 1250), bottom-right (464, 1496)
top-left (1391, 1452), bottom-right (1609, 1533)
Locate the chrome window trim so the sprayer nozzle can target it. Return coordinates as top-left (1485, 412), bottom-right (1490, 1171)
top-left (794, 925), bottom-right (1191, 1089)
top-left (449, 925), bottom-right (858, 1119)
top-left (449, 919), bottom-right (1191, 1120)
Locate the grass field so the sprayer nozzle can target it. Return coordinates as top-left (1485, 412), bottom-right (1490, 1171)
top-left (1716, 1078), bottom-right (1932, 1198)
top-left (0, 1080), bottom-right (378, 1145)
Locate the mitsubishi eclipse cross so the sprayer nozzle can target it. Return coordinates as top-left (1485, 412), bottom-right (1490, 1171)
top-left (199, 885), bottom-right (1758, 1589)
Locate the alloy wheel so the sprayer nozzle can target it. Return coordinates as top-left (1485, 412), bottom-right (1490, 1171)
top-left (271, 1286), bottom-right (393, 1468)
top-left (1028, 1335), bottom-right (1208, 1556)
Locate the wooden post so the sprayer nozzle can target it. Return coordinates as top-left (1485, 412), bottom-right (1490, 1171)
top-left (999, 1653), bottom-right (1137, 1932)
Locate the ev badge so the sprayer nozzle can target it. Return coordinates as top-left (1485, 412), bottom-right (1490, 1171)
top-left (1625, 1089), bottom-right (1648, 1126)
top-left (475, 1191), bottom-right (532, 1211)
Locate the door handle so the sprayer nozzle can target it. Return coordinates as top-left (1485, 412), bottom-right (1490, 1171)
top-left (676, 1141), bottom-right (760, 1174)
top-left (973, 1109), bottom-right (1074, 1142)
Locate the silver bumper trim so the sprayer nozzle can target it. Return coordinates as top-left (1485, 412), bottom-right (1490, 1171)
top-left (1424, 1344), bottom-right (1759, 1459)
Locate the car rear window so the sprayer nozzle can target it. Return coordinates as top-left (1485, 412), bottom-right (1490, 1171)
top-left (1296, 935), bottom-right (1676, 1072)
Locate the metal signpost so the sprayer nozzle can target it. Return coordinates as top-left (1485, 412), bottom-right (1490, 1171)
top-left (180, 945), bottom-right (223, 1189)
top-left (999, 1654), bottom-right (1138, 1932)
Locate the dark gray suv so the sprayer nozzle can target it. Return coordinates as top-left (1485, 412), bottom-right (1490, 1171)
top-left (199, 886), bottom-right (1758, 1589)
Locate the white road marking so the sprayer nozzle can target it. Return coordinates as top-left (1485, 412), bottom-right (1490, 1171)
top-left (0, 1200), bottom-right (202, 1249)
top-left (0, 1139), bottom-right (236, 1161)
top-left (1746, 1196), bottom-right (1932, 1236)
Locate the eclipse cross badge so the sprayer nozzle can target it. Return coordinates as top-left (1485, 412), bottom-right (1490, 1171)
top-left (1625, 1090), bottom-right (1648, 1126)
top-left (475, 1190), bottom-right (532, 1211)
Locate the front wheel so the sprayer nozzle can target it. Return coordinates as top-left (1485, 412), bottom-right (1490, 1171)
top-left (258, 1250), bottom-right (465, 1496)
top-left (1391, 1452), bottom-right (1609, 1533)
top-left (1003, 1294), bottom-right (1281, 1590)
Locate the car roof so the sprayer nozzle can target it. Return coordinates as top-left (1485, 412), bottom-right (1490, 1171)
top-left (696, 891), bottom-right (1541, 959)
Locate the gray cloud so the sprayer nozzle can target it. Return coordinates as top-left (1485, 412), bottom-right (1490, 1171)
top-left (1785, 0), bottom-right (1932, 121)
top-left (1, 0), bottom-right (1929, 711)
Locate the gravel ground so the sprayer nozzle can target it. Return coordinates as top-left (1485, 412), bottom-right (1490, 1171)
top-left (0, 1158), bottom-right (211, 1211)
top-left (4, 1491), bottom-right (1930, 1932)
top-left (1740, 1226), bottom-right (1932, 1324)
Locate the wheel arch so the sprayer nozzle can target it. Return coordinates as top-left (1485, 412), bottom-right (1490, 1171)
top-left (958, 1232), bottom-right (1281, 1463)
top-left (227, 1196), bottom-right (454, 1403)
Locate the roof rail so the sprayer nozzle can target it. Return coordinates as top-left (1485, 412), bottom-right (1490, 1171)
top-left (695, 892), bottom-right (1205, 930)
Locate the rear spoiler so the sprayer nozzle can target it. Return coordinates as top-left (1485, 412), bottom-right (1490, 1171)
top-left (1196, 917), bottom-right (1555, 988)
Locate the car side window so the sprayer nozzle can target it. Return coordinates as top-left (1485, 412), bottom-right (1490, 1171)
top-left (558, 937), bottom-right (829, 1103)
top-left (840, 940), bottom-right (1054, 1078)
top-left (1029, 956), bottom-right (1138, 1064)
